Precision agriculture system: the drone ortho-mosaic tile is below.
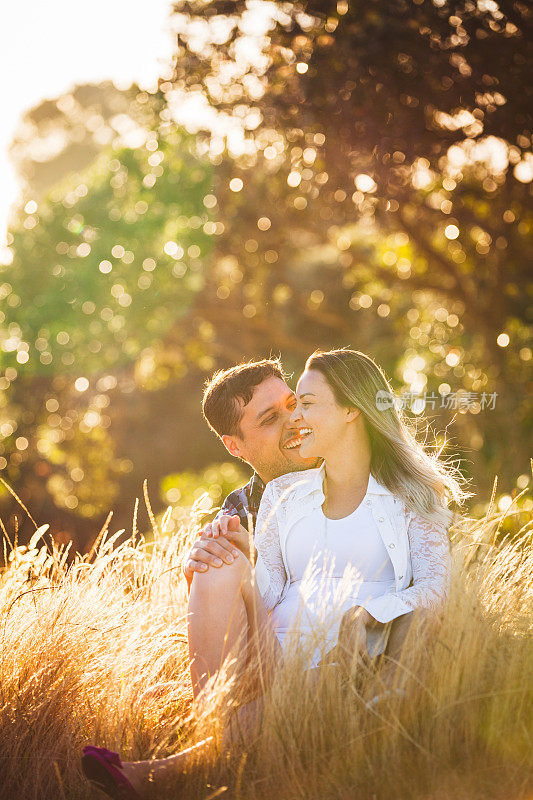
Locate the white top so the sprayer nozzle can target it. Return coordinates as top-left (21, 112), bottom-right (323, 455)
top-left (269, 500), bottom-right (397, 668)
top-left (285, 504), bottom-right (395, 583)
top-left (253, 464), bottom-right (452, 661)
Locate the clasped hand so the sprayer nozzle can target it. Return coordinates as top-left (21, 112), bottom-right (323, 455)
top-left (182, 514), bottom-right (251, 585)
top-left (201, 514), bottom-right (252, 557)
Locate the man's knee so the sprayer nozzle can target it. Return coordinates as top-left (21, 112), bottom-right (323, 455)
top-left (190, 549), bottom-right (251, 591)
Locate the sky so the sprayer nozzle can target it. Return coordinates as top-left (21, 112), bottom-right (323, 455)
top-left (0, 0), bottom-right (176, 247)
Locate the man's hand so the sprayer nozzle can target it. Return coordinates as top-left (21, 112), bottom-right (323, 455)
top-left (201, 514), bottom-right (252, 558)
top-left (182, 530), bottom-right (241, 588)
top-left (181, 514), bottom-right (252, 588)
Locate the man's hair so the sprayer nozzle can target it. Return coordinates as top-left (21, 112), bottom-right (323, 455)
top-left (203, 358), bottom-right (285, 438)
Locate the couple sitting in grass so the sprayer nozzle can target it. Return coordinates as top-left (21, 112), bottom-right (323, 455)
top-left (82, 348), bottom-right (469, 799)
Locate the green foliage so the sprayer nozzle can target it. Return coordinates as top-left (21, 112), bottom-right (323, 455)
top-left (0, 129), bottom-right (217, 527)
top-left (1, 130), bottom-right (214, 375)
top-left (161, 461), bottom-right (250, 513)
top-left (166, 0), bottom-right (532, 493)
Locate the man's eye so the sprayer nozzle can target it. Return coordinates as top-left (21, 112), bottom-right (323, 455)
top-left (262, 414), bottom-right (277, 425)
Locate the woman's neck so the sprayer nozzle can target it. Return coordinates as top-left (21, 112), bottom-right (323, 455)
top-left (322, 435), bottom-right (372, 517)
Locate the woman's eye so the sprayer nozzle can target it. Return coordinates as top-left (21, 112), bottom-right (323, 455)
top-left (301, 402), bottom-right (311, 408)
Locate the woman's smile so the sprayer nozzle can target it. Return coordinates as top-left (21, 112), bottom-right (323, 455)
top-left (297, 427), bottom-right (313, 449)
top-left (283, 427), bottom-right (313, 450)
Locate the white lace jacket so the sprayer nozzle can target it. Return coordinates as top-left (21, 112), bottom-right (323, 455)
top-left (252, 464), bottom-right (452, 625)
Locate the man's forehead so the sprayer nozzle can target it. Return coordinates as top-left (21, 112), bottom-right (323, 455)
top-left (241, 377), bottom-right (294, 415)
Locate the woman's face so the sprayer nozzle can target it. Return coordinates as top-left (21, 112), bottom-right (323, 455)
top-left (290, 368), bottom-right (357, 459)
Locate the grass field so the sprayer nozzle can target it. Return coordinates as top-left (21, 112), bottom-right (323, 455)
top-left (0, 481), bottom-right (532, 800)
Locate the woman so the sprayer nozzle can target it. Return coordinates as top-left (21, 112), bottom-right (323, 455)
top-left (81, 348), bottom-right (469, 799)
top-left (251, 348), bottom-right (466, 671)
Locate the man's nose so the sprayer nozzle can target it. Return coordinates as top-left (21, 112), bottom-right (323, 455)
top-left (289, 405), bottom-right (301, 423)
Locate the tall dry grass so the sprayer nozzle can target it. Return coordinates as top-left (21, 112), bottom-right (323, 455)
top-left (0, 482), bottom-right (531, 800)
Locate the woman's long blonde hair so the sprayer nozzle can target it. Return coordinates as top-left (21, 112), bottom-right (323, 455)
top-left (306, 348), bottom-right (473, 529)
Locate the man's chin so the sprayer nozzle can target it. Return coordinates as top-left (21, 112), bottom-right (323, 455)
top-left (267, 454), bottom-right (320, 481)
top-left (284, 451), bottom-right (320, 470)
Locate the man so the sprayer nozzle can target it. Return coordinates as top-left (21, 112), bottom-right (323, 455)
top-left (182, 358), bottom-right (319, 584)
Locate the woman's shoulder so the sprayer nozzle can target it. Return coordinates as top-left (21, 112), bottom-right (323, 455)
top-left (402, 502), bottom-right (452, 536)
top-left (381, 487), bottom-right (451, 529)
top-left (264, 467), bottom-right (322, 500)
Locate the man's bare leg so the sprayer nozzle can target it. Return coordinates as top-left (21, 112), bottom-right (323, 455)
top-left (119, 551), bottom-right (281, 797)
top-left (187, 550), bottom-right (251, 699)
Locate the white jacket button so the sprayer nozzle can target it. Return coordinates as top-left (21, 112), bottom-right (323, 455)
top-left (378, 516), bottom-right (384, 522)
top-left (389, 543), bottom-right (395, 549)
top-left (365, 499), bottom-right (372, 506)
top-left (399, 575), bottom-right (403, 580)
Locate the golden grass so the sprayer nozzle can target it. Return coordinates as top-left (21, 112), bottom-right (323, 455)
top-left (0, 489), bottom-right (532, 800)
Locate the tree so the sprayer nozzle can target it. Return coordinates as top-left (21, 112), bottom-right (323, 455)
top-left (0, 112), bottom-right (216, 540)
top-left (163, 0), bottom-right (532, 488)
top-left (2, 1), bottom-right (532, 543)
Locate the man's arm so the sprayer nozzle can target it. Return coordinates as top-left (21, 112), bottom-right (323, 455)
top-left (182, 528), bottom-right (241, 592)
top-left (182, 512), bottom-right (238, 593)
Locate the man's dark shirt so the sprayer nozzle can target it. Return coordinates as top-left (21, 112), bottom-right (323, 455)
top-left (217, 473), bottom-right (265, 529)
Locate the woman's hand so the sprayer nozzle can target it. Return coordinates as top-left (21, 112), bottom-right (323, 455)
top-left (202, 514), bottom-right (252, 559)
top-left (339, 605), bottom-right (370, 664)
top-left (319, 605), bottom-right (372, 670)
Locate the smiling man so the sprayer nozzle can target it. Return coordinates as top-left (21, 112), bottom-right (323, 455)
top-left (182, 358), bottom-right (319, 584)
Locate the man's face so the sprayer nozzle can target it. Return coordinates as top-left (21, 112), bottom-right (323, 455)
top-left (222, 376), bottom-right (320, 483)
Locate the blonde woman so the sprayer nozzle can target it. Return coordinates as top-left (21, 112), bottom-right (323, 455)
top-left (250, 348), bottom-right (469, 673)
top-left (81, 348), bottom-right (469, 799)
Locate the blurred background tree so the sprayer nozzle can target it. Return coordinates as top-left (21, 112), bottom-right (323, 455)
top-left (166, 0), bottom-right (532, 498)
top-left (0, 1), bottom-right (531, 550)
top-left (1, 84), bottom-right (222, 547)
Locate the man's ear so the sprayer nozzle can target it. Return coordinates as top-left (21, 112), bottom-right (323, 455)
top-left (221, 434), bottom-right (244, 460)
